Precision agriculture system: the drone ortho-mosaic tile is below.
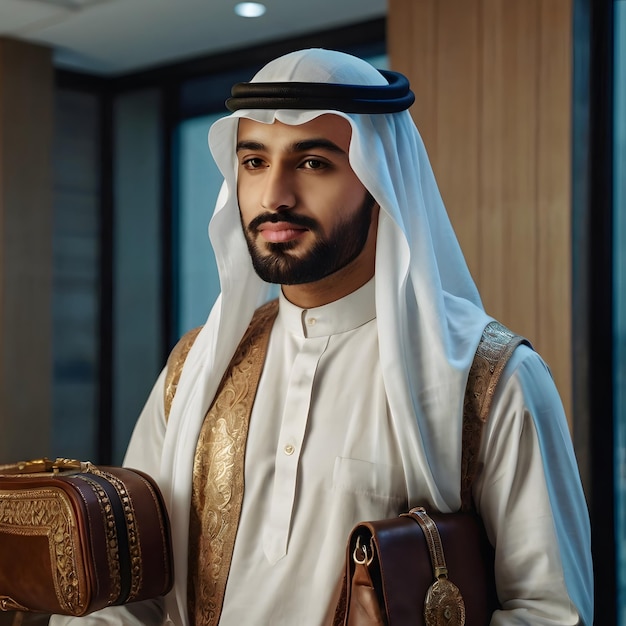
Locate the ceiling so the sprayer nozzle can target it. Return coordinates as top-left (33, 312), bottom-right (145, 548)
top-left (0, 0), bottom-right (387, 76)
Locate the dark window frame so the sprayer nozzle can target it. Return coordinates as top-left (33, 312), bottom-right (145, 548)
top-left (572, 0), bottom-right (616, 623)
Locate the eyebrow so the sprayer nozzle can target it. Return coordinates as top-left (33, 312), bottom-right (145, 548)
top-left (236, 138), bottom-right (347, 155)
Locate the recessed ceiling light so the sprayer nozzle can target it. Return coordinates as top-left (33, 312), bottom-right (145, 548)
top-left (234, 2), bottom-right (266, 18)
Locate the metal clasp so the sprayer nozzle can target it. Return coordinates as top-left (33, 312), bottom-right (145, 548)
top-left (0, 457), bottom-right (87, 475)
top-left (353, 534), bottom-right (375, 566)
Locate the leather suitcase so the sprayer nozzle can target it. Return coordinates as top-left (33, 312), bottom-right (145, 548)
top-left (0, 458), bottom-right (173, 617)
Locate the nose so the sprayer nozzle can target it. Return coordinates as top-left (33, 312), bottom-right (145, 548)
top-left (260, 166), bottom-right (296, 212)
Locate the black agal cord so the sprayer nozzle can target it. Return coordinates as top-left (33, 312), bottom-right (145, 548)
top-left (226, 70), bottom-right (415, 114)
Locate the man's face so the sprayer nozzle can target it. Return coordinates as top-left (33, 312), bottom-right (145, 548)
top-left (236, 114), bottom-right (378, 286)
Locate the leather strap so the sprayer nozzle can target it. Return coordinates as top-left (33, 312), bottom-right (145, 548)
top-left (460, 321), bottom-right (530, 512)
top-left (405, 508), bottom-right (449, 580)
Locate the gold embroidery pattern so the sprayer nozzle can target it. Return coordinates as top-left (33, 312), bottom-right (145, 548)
top-left (164, 326), bottom-right (203, 421)
top-left (460, 321), bottom-right (528, 511)
top-left (91, 469), bottom-right (144, 601)
top-left (188, 300), bottom-right (279, 626)
top-left (76, 475), bottom-right (122, 603)
top-left (0, 489), bottom-right (84, 613)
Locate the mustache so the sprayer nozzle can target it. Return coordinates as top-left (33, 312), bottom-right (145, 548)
top-left (247, 212), bottom-right (319, 232)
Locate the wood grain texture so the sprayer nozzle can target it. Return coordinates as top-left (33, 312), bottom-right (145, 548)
top-left (388, 0), bottom-right (573, 422)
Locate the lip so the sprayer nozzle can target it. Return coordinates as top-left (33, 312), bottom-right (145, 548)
top-left (258, 221), bottom-right (308, 243)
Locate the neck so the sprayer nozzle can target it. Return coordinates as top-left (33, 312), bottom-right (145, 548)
top-left (281, 264), bottom-right (375, 309)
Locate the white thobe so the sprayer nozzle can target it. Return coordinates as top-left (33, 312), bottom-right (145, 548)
top-left (49, 280), bottom-right (592, 626)
top-left (220, 279), bottom-right (405, 623)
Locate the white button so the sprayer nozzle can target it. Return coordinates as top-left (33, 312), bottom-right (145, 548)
top-left (284, 444), bottom-right (295, 456)
top-left (307, 317), bottom-right (317, 326)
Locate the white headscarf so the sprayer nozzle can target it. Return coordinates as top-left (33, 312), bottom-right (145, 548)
top-left (161, 48), bottom-right (492, 621)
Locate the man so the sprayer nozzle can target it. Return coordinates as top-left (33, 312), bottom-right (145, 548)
top-left (51, 48), bottom-right (593, 625)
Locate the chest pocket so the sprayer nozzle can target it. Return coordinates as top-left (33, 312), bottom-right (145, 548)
top-left (332, 457), bottom-right (407, 504)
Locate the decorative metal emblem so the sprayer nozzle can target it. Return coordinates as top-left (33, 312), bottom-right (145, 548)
top-left (424, 578), bottom-right (466, 625)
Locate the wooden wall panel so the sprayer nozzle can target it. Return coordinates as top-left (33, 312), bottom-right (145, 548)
top-left (481, 0), bottom-right (540, 338)
top-left (388, 0), bottom-right (573, 421)
top-left (436, 2), bottom-right (481, 272)
top-left (389, 1), bottom-right (438, 158)
top-left (536, 0), bottom-right (573, 415)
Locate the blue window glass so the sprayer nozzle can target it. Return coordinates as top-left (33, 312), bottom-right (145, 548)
top-left (176, 113), bottom-right (225, 336)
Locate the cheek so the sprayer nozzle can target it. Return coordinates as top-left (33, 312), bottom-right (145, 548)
top-left (237, 179), bottom-right (255, 221)
top-left (314, 188), bottom-right (368, 234)
top-left (306, 177), bottom-right (360, 208)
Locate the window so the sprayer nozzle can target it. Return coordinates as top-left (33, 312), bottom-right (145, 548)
top-left (176, 113), bottom-right (224, 335)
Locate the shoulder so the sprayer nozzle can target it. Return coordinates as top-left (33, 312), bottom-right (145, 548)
top-left (487, 342), bottom-right (569, 443)
top-left (164, 326), bottom-right (203, 421)
top-left (477, 341), bottom-right (574, 500)
top-left (499, 343), bottom-right (556, 401)
top-left (166, 326), bottom-right (203, 378)
top-left (473, 320), bottom-right (554, 414)
top-left (465, 321), bottom-right (531, 424)
top-left (162, 299), bottom-right (279, 420)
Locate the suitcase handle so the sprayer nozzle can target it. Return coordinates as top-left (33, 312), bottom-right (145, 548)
top-left (0, 457), bottom-right (90, 474)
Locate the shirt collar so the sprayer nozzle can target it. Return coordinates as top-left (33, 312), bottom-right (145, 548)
top-left (278, 278), bottom-right (376, 338)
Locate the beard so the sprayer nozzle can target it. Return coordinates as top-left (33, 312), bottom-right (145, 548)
top-left (242, 192), bottom-right (376, 285)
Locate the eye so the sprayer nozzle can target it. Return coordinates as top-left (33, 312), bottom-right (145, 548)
top-left (301, 159), bottom-right (327, 170)
top-left (242, 157), bottom-right (265, 169)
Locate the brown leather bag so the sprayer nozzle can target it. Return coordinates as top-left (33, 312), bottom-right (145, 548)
top-left (336, 508), bottom-right (498, 626)
top-left (0, 458), bottom-right (173, 617)
top-left (332, 322), bottom-right (529, 626)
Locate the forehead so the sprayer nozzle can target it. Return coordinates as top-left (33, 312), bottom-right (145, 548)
top-left (236, 114), bottom-right (353, 151)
